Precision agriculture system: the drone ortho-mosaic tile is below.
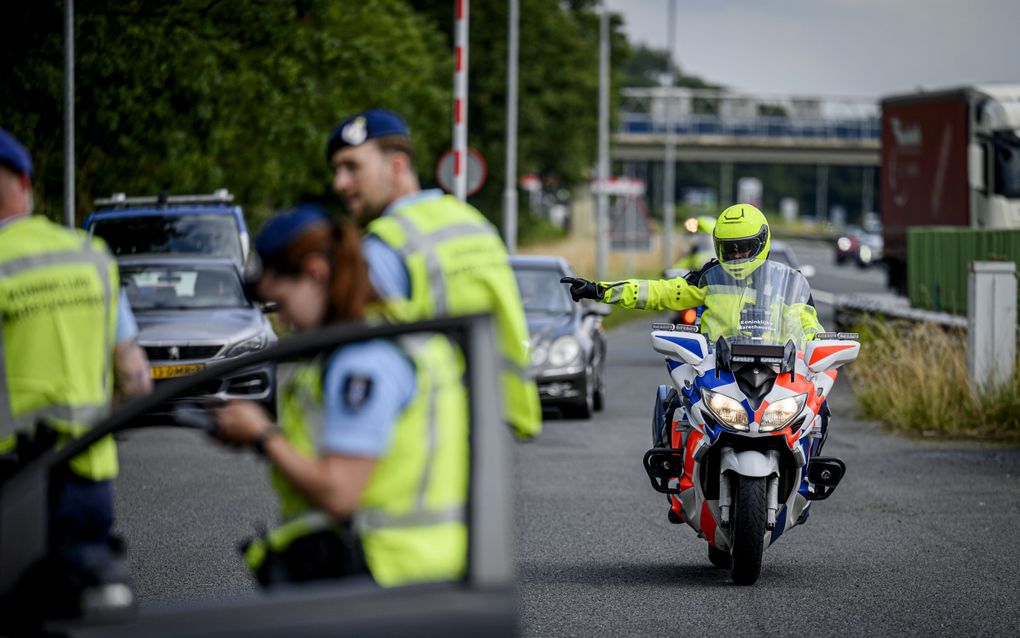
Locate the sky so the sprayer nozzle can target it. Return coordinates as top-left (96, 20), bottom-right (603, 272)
top-left (603, 0), bottom-right (1020, 98)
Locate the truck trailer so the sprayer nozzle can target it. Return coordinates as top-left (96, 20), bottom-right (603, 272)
top-left (881, 84), bottom-right (1020, 294)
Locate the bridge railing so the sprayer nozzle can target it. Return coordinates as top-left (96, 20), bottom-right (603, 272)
top-left (619, 87), bottom-right (880, 141)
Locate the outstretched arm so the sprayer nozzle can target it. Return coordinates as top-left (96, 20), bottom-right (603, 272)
top-left (561, 276), bottom-right (706, 311)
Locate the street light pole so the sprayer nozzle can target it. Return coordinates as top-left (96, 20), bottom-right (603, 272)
top-left (662, 0), bottom-right (677, 271)
top-left (596, 9), bottom-right (610, 280)
top-left (502, 0), bottom-right (519, 253)
top-left (64, 0), bottom-right (75, 228)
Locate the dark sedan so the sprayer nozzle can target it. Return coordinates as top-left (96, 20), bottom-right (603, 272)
top-left (511, 255), bottom-right (608, 419)
top-left (119, 255), bottom-right (278, 419)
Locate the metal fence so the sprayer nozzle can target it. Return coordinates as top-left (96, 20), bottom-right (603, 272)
top-left (620, 88), bottom-right (880, 141)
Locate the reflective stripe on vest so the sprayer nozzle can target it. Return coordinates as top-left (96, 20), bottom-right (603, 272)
top-left (389, 214), bottom-right (497, 317)
top-left (367, 196), bottom-right (541, 440)
top-left (262, 334), bottom-right (468, 585)
top-left (0, 236), bottom-right (115, 438)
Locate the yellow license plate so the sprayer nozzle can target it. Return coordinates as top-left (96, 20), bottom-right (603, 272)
top-left (151, 364), bottom-right (205, 380)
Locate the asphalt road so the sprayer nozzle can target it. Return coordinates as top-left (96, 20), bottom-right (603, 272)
top-left (515, 241), bottom-right (1020, 636)
top-left (112, 240), bottom-right (1020, 634)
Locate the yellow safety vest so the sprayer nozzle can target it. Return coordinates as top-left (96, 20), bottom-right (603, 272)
top-left (366, 194), bottom-right (541, 440)
top-left (599, 262), bottom-right (823, 348)
top-left (0, 216), bottom-right (119, 480)
top-left (244, 334), bottom-right (469, 588)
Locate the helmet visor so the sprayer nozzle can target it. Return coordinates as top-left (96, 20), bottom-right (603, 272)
top-left (716, 225), bottom-right (768, 263)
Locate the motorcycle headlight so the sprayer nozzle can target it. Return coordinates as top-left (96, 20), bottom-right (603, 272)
top-left (531, 341), bottom-right (548, 367)
top-left (759, 393), bottom-right (807, 432)
top-left (703, 389), bottom-right (749, 431)
top-left (224, 333), bottom-right (268, 358)
top-left (547, 336), bottom-right (580, 368)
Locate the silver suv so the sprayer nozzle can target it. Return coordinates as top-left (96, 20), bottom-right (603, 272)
top-left (119, 255), bottom-right (277, 419)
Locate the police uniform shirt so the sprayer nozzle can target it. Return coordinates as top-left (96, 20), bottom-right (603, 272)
top-left (320, 338), bottom-right (416, 456)
top-left (361, 189), bottom-right (448, 300)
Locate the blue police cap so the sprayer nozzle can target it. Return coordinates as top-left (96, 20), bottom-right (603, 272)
top-left (0, 129), bottom-right (33, 177)
top-left (326, 109), bottom-right (409, 162)
top-left (255, 204), bottom-right (330, 265)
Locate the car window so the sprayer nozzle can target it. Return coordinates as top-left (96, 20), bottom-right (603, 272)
top-left (92, 214), bottom-right (243, 263)
top-left (513, 267), bottom-right (573, 315)
top-left (121, 264), bottom-right (248, 310)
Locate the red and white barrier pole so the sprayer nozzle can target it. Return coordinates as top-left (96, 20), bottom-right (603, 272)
top-left (453, 0), bottom-right (469, 201)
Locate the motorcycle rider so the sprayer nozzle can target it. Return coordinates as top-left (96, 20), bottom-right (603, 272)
top-left (562, 203), bottom-right (830, 451)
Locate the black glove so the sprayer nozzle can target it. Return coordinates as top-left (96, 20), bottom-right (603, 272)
top-left (560, 276), bottom-right (605, 302)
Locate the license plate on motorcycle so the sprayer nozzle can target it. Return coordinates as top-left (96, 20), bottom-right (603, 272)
top-left (150, 363), bottom-right (205, 379)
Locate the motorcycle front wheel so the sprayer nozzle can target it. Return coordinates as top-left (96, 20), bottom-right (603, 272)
top-left (729, 475), bottom-right (766, 585)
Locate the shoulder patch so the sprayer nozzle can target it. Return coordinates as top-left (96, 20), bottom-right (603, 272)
top-left (342, 374), bottom-right (374, 411)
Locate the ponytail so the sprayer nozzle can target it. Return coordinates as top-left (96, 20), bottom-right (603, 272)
top-left (261, 217), bottom-right (375, 322)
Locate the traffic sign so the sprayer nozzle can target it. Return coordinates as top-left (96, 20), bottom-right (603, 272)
top-left (436, 147), bottom-right (488, 196)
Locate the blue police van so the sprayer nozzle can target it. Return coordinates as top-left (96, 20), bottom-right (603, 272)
top-left (84, 189), bottom-right (250, 265)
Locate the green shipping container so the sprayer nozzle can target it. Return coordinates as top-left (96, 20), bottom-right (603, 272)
top-left (907, 227), bottom-right (1020, 315)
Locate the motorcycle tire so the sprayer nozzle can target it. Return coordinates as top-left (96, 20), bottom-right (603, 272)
top-left (708, 544), bottom-right (730, 569)
top-left (729, 476), bottom-right (767, 585)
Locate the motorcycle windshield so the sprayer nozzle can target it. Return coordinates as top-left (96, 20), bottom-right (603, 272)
top-left (702, 260), bottom-right (814, 349)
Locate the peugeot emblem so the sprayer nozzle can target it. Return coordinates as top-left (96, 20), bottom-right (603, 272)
top-left (169, 346), bottom-right (180, 361)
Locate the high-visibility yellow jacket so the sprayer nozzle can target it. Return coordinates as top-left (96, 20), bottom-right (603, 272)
top-left (599, 260), bottom-right (823, 348)
top-left (244, 334), bottom-right (469, 588)
top-left (0, 216), bottom-right (119, 480)
top-left (367, 194), bottom-right (540, 440)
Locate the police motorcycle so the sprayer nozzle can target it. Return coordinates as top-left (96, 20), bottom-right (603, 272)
top-left (642, 261), bottom-right (859, 585)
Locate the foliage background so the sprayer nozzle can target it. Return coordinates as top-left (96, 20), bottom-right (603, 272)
top-left (1, 0), bottom-right (635, 230)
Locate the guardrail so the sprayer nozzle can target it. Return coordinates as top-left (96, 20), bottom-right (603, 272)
top-left (833, 294), bottom-right (968, 332)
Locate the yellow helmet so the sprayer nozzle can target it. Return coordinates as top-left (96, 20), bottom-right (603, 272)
top-left (713, 204), bottom-right (770, 280)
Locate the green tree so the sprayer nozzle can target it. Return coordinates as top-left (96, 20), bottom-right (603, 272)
top-left (0, 0), bottom-right (451, 227)
top-left (409, 0), bottom-right (631, 222)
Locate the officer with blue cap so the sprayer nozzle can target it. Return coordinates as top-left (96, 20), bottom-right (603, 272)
top-left (0, 129), bottom-right (152, 617)
top-left (212, 204), bottom-right (471, 588)
top-left (325, 109), bottom-right (543, 437)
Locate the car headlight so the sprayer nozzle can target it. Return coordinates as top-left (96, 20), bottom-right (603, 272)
top-left (547, 336), bottom-right (580, 368)
top-left (837, 237), bottom-right (851, 251)
top-left (859, 245), bottom-right (872, 262)
top-left (531, 341), bottom-right (548, 367)
top-left (759, 393), bottom-right (807, 432)
top-left (703, 388), bottom-right (749, 431)
top-left (224, 333), bottom-right (267, 358)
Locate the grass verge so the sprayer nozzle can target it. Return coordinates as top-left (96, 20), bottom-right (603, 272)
top-left (847, 318), bottom-right (1020, 443)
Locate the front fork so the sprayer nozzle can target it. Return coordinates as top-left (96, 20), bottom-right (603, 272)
top-left (718, 449), bottom-right (781, 531)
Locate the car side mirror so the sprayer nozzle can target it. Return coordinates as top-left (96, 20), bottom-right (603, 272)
top-left (259, 300), bottom-right (279, 314)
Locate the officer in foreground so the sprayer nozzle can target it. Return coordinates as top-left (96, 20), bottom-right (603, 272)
top-left (325, 109), bottom-right (540, 440)
top-left (213, 207), bottom-right (469, 587)
top-left (0, 129), bottom-right (151, 616)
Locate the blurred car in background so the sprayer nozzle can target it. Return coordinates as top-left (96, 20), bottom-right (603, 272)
top-left (834, 225), bottom-right (862, 265)
top-left (834, 220), bottom-right (883, 268)
top-left (119, 255), bottom-right (277, 420)
top-left (769, 240), bottom-right (816, 278)
top-left (86, 189), bottom-right (250, 265)
top-left (855, 220), bottom-right (884, 268)
top-left (510, 255), bottom-right (608, 419)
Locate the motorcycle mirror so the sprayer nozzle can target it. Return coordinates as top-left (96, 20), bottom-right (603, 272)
top-left (783, 340), bottom-right (797, 382)
top-left (714, 336), bottom-right (730, 379)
